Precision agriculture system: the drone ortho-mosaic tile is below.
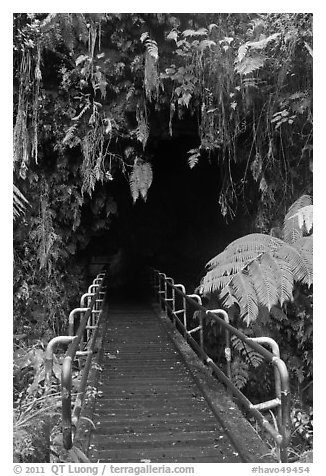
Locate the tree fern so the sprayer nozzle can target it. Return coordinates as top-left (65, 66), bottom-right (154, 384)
top-left (235, 32), bottom-right (280, 76)
top-left (200, 196), bottom-right (313, 324)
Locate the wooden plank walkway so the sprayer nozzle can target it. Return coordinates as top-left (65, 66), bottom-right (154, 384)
top-left (88, 302), bottom-right (244, 463)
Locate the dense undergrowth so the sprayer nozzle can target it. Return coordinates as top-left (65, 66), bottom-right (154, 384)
top-left (13, 13), bottom-right (312, 462)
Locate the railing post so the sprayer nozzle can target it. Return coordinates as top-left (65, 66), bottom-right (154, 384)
top-left (166, 278), bottom-right (175, 323)
top-left (68, 308), bottom-right (88, 336)
top-left (159, 273), bottom-right (167, 316)
top-left (88, 283), bottom-right (100, 294)
top-left (249, 337), bottom-right (282, 430)
top-left (157, 271), bottom-right (161, 306)
top-left (44, 336), bottom-right (76, 394)
top-left (208, 309), bottom-right (232, 382)
top-left (174, 284), bottom-right (187, 336)
top-left (62, 356), bottom-right (73, 450)
top-left (151, 269), bottom-right (156, 301)
top-left (80, 292), bottom-right (94, 308)
top-left (272, 357), bottom-right (291, 463)
top-left (153, 269), bottom-right (158, 303)
top-left (187, 294), bottom-right (203, 350)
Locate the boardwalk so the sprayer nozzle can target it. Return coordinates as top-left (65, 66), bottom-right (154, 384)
top-left (83, 300), bottom-right (274, 463)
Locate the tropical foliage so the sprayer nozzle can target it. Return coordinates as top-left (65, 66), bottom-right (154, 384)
top-left (13, 13), bottom-right (312, 462)
top-left (13, 13), bottom-right (312, 223)
top-left (199, 195), bottom-right (313, 325)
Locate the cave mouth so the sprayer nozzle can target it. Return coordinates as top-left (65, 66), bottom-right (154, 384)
top-left (78, 136), bottom-right (253, 298)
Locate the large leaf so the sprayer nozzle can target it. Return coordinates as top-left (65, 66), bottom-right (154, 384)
top-left (200, 223), bottom-right (312, 324)
top-left (207, 233), bottom-right (284, 270)
top-left (229, 271), bottom-right (258, 323)
top-left (283, 195), bottom-right (312, 244)
top-left (276, 239), bottom-right (313, 286)
top-left (248, 257), bottom-right (278, 311)
top-left (247, 33), bottom-right (280, 50)
top-left (289, 205), bottom-right (313, 234)
top-left (260, 252), bottom-right (294, 306)
top-left (235, 54), bottom-right (265, 75)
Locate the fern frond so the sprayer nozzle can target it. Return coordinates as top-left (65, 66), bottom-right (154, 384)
top-left (235, 54), bottom-right (265, 75)
top-left (248, 257), bottom-right (278, 311)
top-left (141, 33), bottom-right (159, 100)
top-left (236, 44), bottom-right (249, 62)
top-left (30, 194), bottom-right (61, 276)
top-left (293, 236), bottom-right (313, 254)
top-left (187, 149), bottom-right (201, 169)
top-left (135, 111), bottom-right (149, 149)
top-left (231, 357), bottom-right (249, 389)
top-left (144, 39), bottom-right (158, 60)
top-left (139, 163), bottom-right (153, 201)
top-left (200, 272), bottom-right (233, 295)
top-left (270, 306), bottom-right (287, 321)
top-left (283, 195), bottom-right (312, 244)
top-left (247, 33), bottom-right (280, 50)
top-left (219, 285), bottom-right (238, 308)
top-left (263, 252), bottom-right (294, 306)
top-left (231, 335), bottom-right (264, 368)
top-left (58, 13), bottom-right (76, 51)
top-left (207, 234), bottom-right (284, 270)
top-left (229, 271), bottom-right (258, 323)
top-left (129, 159), bottom-right (153, 203)
top-left (276, 239), bottom-right (313, 287)
top-left (126, 85), bottom-right (136, 101)
top-left (200, 227), bottom-right (312, 324)
top-left (207, 250), bottom-right (266, 277)
top-left (182, 28), bottom-right (208, 37)
top-left (290, 237), bottom-right (313, 286)
top-left (71, 103), bottom-right (91, 122)
top-left (13, 185), bottom-right (29, 219)
top-left (144, 51), bottom-right (159, 100)
top-left (140, 32), bottom-right (149, 43)
top-left (289, 205), bottom-right (313, 234)
top-left (62, 124), bottom-right (80, 147)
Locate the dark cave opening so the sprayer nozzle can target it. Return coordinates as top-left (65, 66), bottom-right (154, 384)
top-left (78, 136), bottom-right (254, 296)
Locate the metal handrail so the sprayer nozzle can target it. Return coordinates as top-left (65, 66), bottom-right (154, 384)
top-left (152, 269), bottom-right (290, 462)
top-left (61, 272), bottom-right (106, 449)
top-left (45, 272), bottom-right (106, 450)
